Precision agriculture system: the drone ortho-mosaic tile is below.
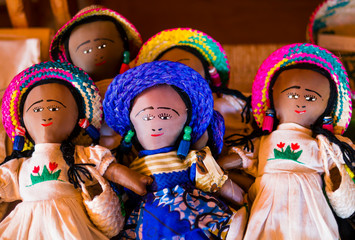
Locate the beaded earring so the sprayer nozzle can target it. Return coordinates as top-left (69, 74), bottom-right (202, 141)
top-left (177, 126), bottom-right (192, 158)
top-left (322, 116), bottom-right (334, 133)
top-left (208, 66), bottom-right (222, 87)
top-left (262, 109), bottom-right (275, 133)
top-left (119, 51), bottom-right (130, 74)
top-left (78, 118), bottom-right (100, 141)
top-left (13, 126), bottom-right (26, 151)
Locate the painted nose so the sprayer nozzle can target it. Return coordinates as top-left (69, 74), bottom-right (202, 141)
top-left (296, 105), bottom-right (306, 108)
top-left (42, 118), bottom-right (53, 121)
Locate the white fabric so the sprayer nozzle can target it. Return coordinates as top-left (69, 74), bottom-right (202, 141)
top-left (0, 143), bottom-right (116, 240)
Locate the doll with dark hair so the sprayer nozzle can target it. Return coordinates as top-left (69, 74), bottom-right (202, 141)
top-left (104, 61), bottom-right (247, 239)
top-left (0, 61), bottom-right (152, 239)
top-left (135, 28), bottom-right (255, 191)
top-left (218, 43), bottom-right (355, 239)
top-left (49, 5), bottom-right (143, 152)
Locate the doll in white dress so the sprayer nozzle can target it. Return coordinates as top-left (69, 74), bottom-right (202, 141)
top-left (0, 61), bottom-right (151, 239)
top-left (218, 43), bottom-right (355, 239)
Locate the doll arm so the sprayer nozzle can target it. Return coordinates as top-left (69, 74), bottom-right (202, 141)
top-left (77, 145), bottom-right (153, 196)
top-left (0, 158), bottom-right (23, 203)
top-left (104, 163), bottom-right (153, 196)
top-left (187, 147), bottom-right (228, 193)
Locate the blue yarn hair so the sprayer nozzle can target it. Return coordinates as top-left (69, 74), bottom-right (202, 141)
top-left (103, 60), bottom-right (224, 154)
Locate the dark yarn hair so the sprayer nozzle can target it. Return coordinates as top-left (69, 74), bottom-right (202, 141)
top-left (226, 63), bottom-right (355, 175)
top-left (2, 79), bottom-right (95, 188)
top-left (63, 15), bottom-right (129, 63)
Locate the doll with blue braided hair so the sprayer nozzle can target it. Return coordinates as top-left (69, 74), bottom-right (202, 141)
top-left (218, 43), bottom-right (355, 239)
top-left (104, 61), bottom-right (247, 239)
top-left (0, 61), bottom-right (152, 239)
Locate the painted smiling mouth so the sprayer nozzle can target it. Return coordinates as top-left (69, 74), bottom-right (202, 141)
top-left (295, 110), bottom-right (306, 114)
top-left (151, 133), bottom-right (164, 137)
top-left (41, 122), bottom-right (53, 127)
top-left (95, 60), bottom-right (106, 66)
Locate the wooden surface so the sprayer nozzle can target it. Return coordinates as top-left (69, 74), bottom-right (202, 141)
top-left (0, 0), bottom-right (323, 45)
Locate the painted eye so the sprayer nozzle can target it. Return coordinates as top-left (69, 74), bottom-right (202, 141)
top-left (97, 44), bottom-right (107, 50)
top-left (83, 48), bottom-right (92, 54)
top-left (305, 95), bottom-right (317, 102)
top-left (287, 93), bottom-right (299, 99)
top-left (33, 107), bottom-right (44, 113)
top-left (158, 113), bottom-right (172, 120)
top-left (142, 114), bottom-right (155, 121)
top-left (47, 105), bottom-right (60, 111)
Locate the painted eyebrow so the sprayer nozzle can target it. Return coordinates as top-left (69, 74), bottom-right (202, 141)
top-left (26, 100), bottom-right (44, 112)
top-left (157, 107), bottom-right (180, 116)
top-left (76, 40), bottom-right (91, 52)
top-left (281, 86), bottom-right (300, 93)
top-left (176, 58), bottom-right (190, 62)
top-left (305, 89), bottom-right (322, 98)
top-left (135, 106), bottom-right (154, 117)
top-left (94, 38), bottom-right (114, 42)
top-left (47, 99), bottom-right (67, 108)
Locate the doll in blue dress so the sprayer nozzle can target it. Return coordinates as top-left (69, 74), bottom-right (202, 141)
top-left (103, 61), bottom-right (247, 239)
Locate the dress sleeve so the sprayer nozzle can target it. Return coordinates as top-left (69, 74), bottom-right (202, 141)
top-left (319, 135), bottom-right (355, 218)
top-left (186, 147), bottom-right (228, 193)
top-left (75, 145), bottom-right (116, 176)
top-left (229, 137), bottom-right (261, 177)
top-left (0, 158), bottom-right (24, 202)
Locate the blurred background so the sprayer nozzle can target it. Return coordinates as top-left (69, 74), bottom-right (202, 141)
top-left (0, 0), bottom-right (322, 44)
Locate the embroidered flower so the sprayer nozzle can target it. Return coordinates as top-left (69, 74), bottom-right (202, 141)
top-left (277, 142), bottom-right (285, 149)
top-left (49, 162), bottom-right (58, 172)
top-left (33, 166), bottom-right (40, 174)
top-left (291, 143), bottom-right (300, 151)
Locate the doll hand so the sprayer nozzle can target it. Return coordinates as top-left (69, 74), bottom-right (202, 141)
top-left (218, 179), bottom-right (245, 207)
top-left (104, 162), bottom-right (153, 196)
top-left (217, 153), bottom-right (243, 170)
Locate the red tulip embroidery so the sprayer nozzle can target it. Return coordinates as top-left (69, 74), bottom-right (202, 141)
top-left (27, 162), bottom-right (62, 187)
top-left (32, 166), bottom-right (40, 174)
top-left (268, 142), bottom-right (303, 163)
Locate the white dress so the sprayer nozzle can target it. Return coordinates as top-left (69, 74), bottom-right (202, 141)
top-left (0, 143), bottom-right (116, 240)
top-left (232, 123), bottom-right (355, 240)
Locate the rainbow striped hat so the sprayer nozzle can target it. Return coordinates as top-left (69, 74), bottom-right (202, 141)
top-left (50, 6), bottom-right (142, 63)
top-left (104, 61), bottom-right (225, 154)
top-left (307, 0), bottom-right (355, 44)
top-left (252, 43), bottom-right (352, 135)
top-left (135, 28), bottom-right (230, 87)
top-left (2, 61), bottom-right (103, 150)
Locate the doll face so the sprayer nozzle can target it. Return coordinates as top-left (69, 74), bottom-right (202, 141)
top-left (68, 20), bottom-right (125, 81)
top-left (23, 83), bottom-right (79, 144)
top-left (130, 85), bottom-right (188, 150)
top-left (158, 48), bottom-right (206, 78)
top-left (272, 68), bottom-right (330, 128)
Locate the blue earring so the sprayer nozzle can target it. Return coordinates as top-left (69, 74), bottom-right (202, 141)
top-left (79, 119), bottom-right (100, 141)
top-left (13, 126), bottom-right (26, 151)
top-left (177, 126), bottom-right (192, 159)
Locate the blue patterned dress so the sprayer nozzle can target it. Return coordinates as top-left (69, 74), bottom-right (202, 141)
top-left (120, 146), bottom-right (241, 239)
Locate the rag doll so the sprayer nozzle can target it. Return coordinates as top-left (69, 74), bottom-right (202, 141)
top-left (135, 28), bottom-right (255, 191)
top-left (0, 61), bottom-right (151, 239)
top-left (218, 43), bottom-right (355, 239)
top-left (49, 5), bottom-right (143, 151)
top-left (103, 61), bottom-right (247, 239)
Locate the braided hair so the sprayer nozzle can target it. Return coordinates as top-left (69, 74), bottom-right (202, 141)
top-left (2, 79), bottom-right (95, 188)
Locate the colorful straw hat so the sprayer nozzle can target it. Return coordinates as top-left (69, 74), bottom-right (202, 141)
top-left (50, 6), bottom-right (142, 63)
top-left (307, 0), bottom-right (355, 44)
top-left (252, 43), bottom-right (352, 135)
top-left (2, 61), bottom-right (103, 150)
top-left (135, 28), bottom-right (230, 88)
top-left (104, 60), bottom-right (225, 154)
